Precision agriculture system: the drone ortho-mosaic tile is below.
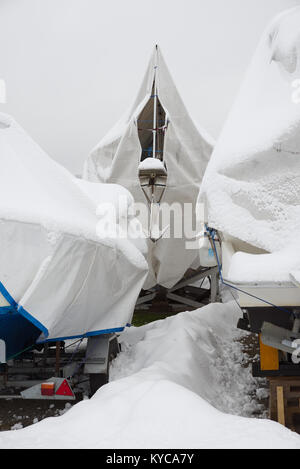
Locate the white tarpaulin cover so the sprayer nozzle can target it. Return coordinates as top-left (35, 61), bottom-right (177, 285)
top-left (200, 7), bottom-right (300, 283)
top-left (84, 46), bottom-right (213, 288)
top-left (0, 113), bottom-right (148, 342)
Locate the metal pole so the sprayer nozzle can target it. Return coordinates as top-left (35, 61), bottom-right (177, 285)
top-left (152, 46), bottom-right (158, 159)
top-left (55, 341), bottom-right (61, 377)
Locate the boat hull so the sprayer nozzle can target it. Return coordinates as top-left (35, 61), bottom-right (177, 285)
top-left (0, 308), bottom-right (40, 360)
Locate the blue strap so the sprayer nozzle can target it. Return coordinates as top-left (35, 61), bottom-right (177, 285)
top-left (40, 326), bottom-right (126, 344)
top-left (0, 306), bottom-right (15, 314)
top-left (18, 305), bottom-right (49, 338)
top-left (0, 281), bottom-right (130, 343)
top-left (0, 281), bottom-right (18, 308)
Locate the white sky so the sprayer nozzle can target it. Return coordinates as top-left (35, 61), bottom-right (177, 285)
top-left (0, 0), bottom-right (299, 174)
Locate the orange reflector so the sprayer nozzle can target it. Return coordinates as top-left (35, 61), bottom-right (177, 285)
top-left (41, 382), bottom-right (55, 396)
top-left (56, 379), bottom-right (73, 397)
top-left (259, 334), bottom-right (279, 371)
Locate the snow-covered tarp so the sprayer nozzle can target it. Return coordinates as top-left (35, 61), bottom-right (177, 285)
top-left (0, 301), bottom-right (299, 449)
top-left (84, 46), bottom-right (213, 289)
top-left (0, 113), bottom-right (148, 342)
top-left (200, 7), bottom-right (300, 283)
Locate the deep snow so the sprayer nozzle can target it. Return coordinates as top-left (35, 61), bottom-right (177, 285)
top-left (0, 301), bottom-right (299, 449)
top-left (200, 7), bottom-right (300, 284)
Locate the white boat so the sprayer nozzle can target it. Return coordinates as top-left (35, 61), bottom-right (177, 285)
top-left (84, 45), bottom-right (214, 293)
top-left (0, 113), bottom-right (148, 360)
top-left (200, 7), bottom-right (300, 375)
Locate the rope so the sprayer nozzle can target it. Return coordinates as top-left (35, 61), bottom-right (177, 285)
top-left (138, 126), bottom-right (167, 132)
top-left (33, 338), bottom-right (84, 367)
top-left (7, 344), bottom-right (35, 361)
top-left (64, 338), bottom-right (83, 351)
top-left (206, 226), bottom-right (292, 315)
top-left (139, 119), bottom-right (165, 123)
top-left (65, 338), bottom-right (84, 369)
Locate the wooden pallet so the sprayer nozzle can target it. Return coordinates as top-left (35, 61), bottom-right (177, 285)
top-left (269, 377), bottom-right (300, 431)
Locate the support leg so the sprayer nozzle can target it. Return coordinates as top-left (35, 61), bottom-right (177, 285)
top-left (210, 271), bottom-right (218, 303)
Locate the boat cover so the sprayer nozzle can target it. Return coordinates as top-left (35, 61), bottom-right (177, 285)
top-left (201, 7), bottom-right (300, 258)
top-left (0, 113), bottom-right (148, 343)
top-left (84, 46), bottom-right (213, 288)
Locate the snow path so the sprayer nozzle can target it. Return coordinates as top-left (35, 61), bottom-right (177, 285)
top-left (0, 302), bottom-right (299, 448)
top-left (110, 303), bottom-right (264, 419)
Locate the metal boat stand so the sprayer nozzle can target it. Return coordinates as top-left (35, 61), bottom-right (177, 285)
top-left (136, 265), bottom-right (219, 312)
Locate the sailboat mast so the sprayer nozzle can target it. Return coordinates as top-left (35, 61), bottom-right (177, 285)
top-left (152, 45), bottom-right (158, 159)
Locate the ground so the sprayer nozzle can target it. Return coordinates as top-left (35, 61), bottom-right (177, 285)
top-left (0, 311), bottom-right (268, 432)
top-left (0, 302), bottom-right (299, 449)
top-left (0, 400), bottom-right (72, 431)
top-left (0, 309), bottom-right (176, 431)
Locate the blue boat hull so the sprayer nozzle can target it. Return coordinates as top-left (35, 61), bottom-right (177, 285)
top-left (0, 308), bottom-right (41, 360)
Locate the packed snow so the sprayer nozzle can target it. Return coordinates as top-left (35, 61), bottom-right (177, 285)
top-left (200, 7), bottom-right (300, 283)
top-left (138, 157), bottom-right (167, 174)
top-left (0, 301), bottom-right (299, 449)
top-left (226, 245), bottom-right (300, 284)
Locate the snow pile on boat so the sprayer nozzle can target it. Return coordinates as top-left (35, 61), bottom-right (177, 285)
top-left (1, 301), bottom-right (299, 449)
top-left (0, 113), bottom-right (148, 344)
top-left (138, 157), bottom-right (167, 174)
top-left (200, 7), bottom-right (300, 283)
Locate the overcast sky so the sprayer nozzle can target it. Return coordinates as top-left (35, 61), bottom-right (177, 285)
top-left (0, 0), bottom-right (299, 174)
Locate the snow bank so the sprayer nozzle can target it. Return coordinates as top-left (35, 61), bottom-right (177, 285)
top-left (0, 302), bottom-right (299, 449)
top-left (200, 7), bottom-right (300, 282)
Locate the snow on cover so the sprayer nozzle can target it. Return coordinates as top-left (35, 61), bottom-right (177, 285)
top-left (0, 113), bottom-right (148, 341)
top-left (200, 7), bottom-right (300, 283)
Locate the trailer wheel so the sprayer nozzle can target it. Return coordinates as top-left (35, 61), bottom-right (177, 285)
top-left (89, 371), bottom-right (109, 396)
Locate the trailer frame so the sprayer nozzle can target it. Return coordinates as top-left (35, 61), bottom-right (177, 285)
top-left (0, 333), bottom-right (120, 400)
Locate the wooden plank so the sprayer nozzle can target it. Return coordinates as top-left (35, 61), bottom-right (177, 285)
top-left (277, 386), bottom-right (285, 426)
top-left (268, 377), bottom-right (300, 430)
